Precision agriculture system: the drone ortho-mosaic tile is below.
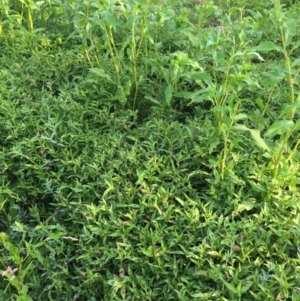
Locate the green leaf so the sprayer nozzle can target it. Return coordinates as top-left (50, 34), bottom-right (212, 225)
top-left (219, 277), bottom-right (238, 294)
top-left (256, 98), bottom-right (264, 110)
top-left (16, 295), bottom-right (34, 301)
top-left (291, 58), bottom-right (300, 68)
top-left (249, 51), bottom-right (265, 61)
top-left (191, 292), bottom-right (206, 297)
top-left (236, 201), bottom-right (255, 213)
top-left (284, 19), bottom-right (296, 47)
top-left (46, 232), bottom-right (68, 241)
top-left (233, 124), bottom-right (250, 131)
top-left (89, 68), bottom-right (113, 82)
top-left (235, 125), bottom-right (270, 152)
top-left (0, 195), bottom-right (7, 211)
top-left (2, 241), bottom-right (22, 265)
top-left (174, 90), bottom-right (194, 98)
top-left (32, 249), bottom-right (44, 264)
top-left (20, 284), bottom-right (29, 296)
top-left (291, 40), bottom-right (300, 53)
top-left (164, 84), bottom-right (173, 106)
top-left (252, 41), bottom-right (280, 53)
top-left (262, 67), bottom-right (286, 85)
top-left (249, 129), bottom-right (270, 152)
top-left (241, 281), bottom-right (253, 293)
top-left (116, 86), bottom-right (127, 107)
top-left (100, 9), bottom-right (118, 27)
top-left (210, 105), bottom-right (232, 112)
top-left (189, 71), bottom-right (211, 82)
top-left (144, 95), bottom-right (162, 106)
top-left (188, 93), bottom-right (210, 104)
top-left (265, 120), bottom-right (294, 137)
top-left (175, 52), bottom-right (200, 68)
top-left (207, 251), bottom-right (219, 257)
top-left (209, 139), bottom-right (221, 154)
top-left (293, 120), bottom-right (300, 132)
top-left (233, 113), bottom-right (248, 122)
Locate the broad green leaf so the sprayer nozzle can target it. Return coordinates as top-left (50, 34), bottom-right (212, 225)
top-left (89, 68), bottom-right (113, 82)
top-left (252, 41), bottom-right (280, 53)
top-left (189, 95), bottom-right (210, 104)
top-left (164, 84), bottom-right (173, 106)
top-left (5, 242), bottom-right (22, 265)
top-left (236, 201), bottom-right (255, 213)
top-left (100, 9), bottom-right (118, 27)
top-left (0, 195), bottom-right (7, 211)
top-left (233, 124), bottom-right (249, 131)
top-left (249, 51), bottom-right (265, 61)
top-left (140, 246), bottom-right (154, 257)
top-left (262, 67), bottom-right (287, 85)
top-left (209, 139), bottom-right (221, 154)
top-left (235, 124), bottom-right (271, 152)
top-left (125, 80), bottom-right (132, 95)
top-left (20, 284), bottom-right (29, 296)
top-left (291, 58), bottom-right (300, 68)
top-left (249, 129), bottom-right (271, 152)
top-left (189, 71), bottom-right (211, 81)
top-left (291, 40), bottom-right (300, 53)
top-left (10, 221), bottom-right (27, 233)
top-left (0, 232), bottom-right (10, 243)
top-left (210, 105), bottom-right (232, 112)
top-left (219, 277), bottom-right (238, 294)
top-left (240, 75), bottom-right (260, 87)
top-left (16, 295), bottom-right (34, 301)
top-left (256, 98), bottom-right (264, 110)
top-left (175, 52), bottom-right (199, 68)
top-left (175, 88), bottom-right (208, 100)
top-left (265, 120), bottom-right (294, 137)
top-left (31, 249), bottom-right (44, 264)
top-left (207, 251), bottom-right (219, 257)
top-left (116, 86), bottom-right (127, 107)
top-left (174, 91), bottom-right (194, 98)
top-left (191, 292), bottom-right (206, 297)
top-left (284, 19), bottom-right (296, 47)
top-left (175, 197), bottom-right (185, 206)
top-left (293, 120), bottom-right (300, 132)
top-left (233, 113), bottom-right (248, 122)
top-left (180, 28), bottom-right (203, 47)
top-left (280, 100), bottom-right (300, 117)
top-left (241, 281), bottom-right (254, 293)
top-left (46, 232), bottom-right (68, 241)
top-left (144, 95), bottom-right (162, 106)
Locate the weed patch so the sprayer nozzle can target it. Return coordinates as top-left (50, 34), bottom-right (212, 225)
top-left (1, 0), bottom-right (300, 300)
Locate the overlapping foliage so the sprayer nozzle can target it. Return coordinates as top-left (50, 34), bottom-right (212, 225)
top-left (0, 0), bottom-right (300, 300)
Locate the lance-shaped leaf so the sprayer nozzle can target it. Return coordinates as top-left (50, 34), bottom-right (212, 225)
top-left (265, 120), bottom-right (295, 138)
top-left (252, 41), bottom-right (281, 53)
top-left (234, 125), bottom-right (271, 153)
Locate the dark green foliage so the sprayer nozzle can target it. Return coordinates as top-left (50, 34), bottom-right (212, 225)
top-left (1, 0), bottom-right (300, 300)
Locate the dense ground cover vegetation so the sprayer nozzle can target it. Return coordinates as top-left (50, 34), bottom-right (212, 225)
top-left (0, 0), bottom-right (300, 300)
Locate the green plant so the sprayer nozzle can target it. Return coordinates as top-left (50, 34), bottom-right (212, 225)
top-left (1, 0), bottom-right (300, 300)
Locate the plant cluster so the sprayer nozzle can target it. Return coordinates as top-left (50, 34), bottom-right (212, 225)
top-left (0, 0), bottom-right (300, 300)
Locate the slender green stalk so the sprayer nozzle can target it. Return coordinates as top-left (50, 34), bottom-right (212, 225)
top-left (272, 119), bottom-right (300, 179)
top-left (268, 0), bottom-right (299, 181)
top-left (130, 13), bottom-right (138, 109)
top-left (287, 140), bottom-right (300, 162)
top-left (262, 84), bottom-right (276, 116)
top-left (272, 0), bottom-right (297, 118)
top-left (221, 96), bottom-right (241, 179)
top-left (103, 23), bottom-right (121, 88)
